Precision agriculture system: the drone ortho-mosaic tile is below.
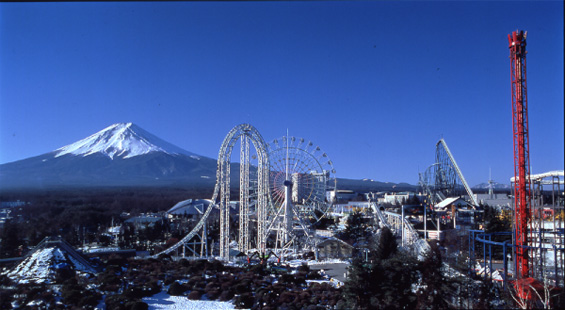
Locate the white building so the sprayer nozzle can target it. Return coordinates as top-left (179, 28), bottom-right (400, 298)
top-left (326, 189), bottom-right (357, 203)
top-left (381, 192), bottom-right (414, 205)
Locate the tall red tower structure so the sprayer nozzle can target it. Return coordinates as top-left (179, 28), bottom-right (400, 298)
top-left (508, 30), bottom-right (532, 280)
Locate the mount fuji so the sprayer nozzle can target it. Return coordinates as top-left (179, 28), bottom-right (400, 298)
top-left (0, 123), bottom-right (218, 189)
top-left (55, 122), bottom-right (202, 160)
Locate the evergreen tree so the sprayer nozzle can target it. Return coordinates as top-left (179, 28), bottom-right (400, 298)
top-left (407, 194), bottom-right (420, 205)
top-left (376, 253), bottom-right (418, 309)
top-left (0, 220), bottom-right (22, 258)
top-left (339, 210), bottom-right (368, 245)
top-left (340, 258), bottom-right (374, 309)
top-left (372, 226), bottom-right (397, 260)
top-left (483, 205), bottom-right (512, 259)
top-left (416, 241), bottom-right (457, 309)
top-left (341, 226), bottom-right (418, 309)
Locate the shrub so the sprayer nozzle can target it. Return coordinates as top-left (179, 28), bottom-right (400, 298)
top-left (249, 263), bottom-right (266, 276)
top-left (123, 281), bottom-right (160, 300)
top-left (79, 293), bottom-right (101, 309)
top-left (208, 259), bottom-right (224, 272)
top-left (61, 289), bottom-right (82, 305)
top-left (294, 274), bottom-right (306, 286)
top-left (99, 272), bottom-right (122, 292)
top-left (234, 280), bottom-right (251, 294)
top-left (234, 292), bottom-right (254, 309)
top-left (0, 289), bottom-right (13, 309)
top-left (163, 277), bottom-right (175, 286)
top-left (220, 279), bottom-right (234, 291)
top-left (219, 289), bottom-right (234, 301)
top-left (206, 290), bottom-right (220, 300)
top-left (106, 254), bottom-right (128, 266)
top-left (192, 280), bottom-right (206, 291)
top-left (158, 253), bottom-right (172, 261)
top-left (168, 281), bottom-right (188, 296)
top-left (187, 276), bottom-right (202, 287)
top-left (55, 267), bottom-right (77, 284)
top-left (297, 263), bottom-right (310, 273)
top-left (187, 290), bottom-right (202, 300)
top-left (105, 294), bottom-right (128, 310)
top-left (307, 270), bottom-right (322, 280)
top-left (126, 301), bottom-right (149, 310)
top-left (279, 291), bottom-right (297, 304)
top-left (298, 291), bottom-right (311, 302)
top-left (279, 273), bottom-right (295, 285)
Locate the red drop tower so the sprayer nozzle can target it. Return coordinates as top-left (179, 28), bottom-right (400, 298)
top-left (508, 30), bottom-right (532, 280)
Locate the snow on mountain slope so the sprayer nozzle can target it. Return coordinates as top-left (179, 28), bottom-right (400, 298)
top-left (55, 123), bottom-right (199, 160)
top-left (472, 182), bottom-right (511, 189)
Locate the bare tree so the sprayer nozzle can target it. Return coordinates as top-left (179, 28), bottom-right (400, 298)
top-left (507, 276), bottom-right (559, 309)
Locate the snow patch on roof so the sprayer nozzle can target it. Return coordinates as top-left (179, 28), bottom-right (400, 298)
top-left (5, 247), bottom-right (96, 284)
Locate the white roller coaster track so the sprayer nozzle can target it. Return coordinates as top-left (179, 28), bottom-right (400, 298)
top-left (510, 170), bottom-right (564, 184)
top-left (370, 203), bottom-right (430, 259)
top-left (155, 124), bottom-right (271, 258)
top-left (155, 125), bottom-right (338, 259)
top-left (437, 139), bottom-right (478, 206)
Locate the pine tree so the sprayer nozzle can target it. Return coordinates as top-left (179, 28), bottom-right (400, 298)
top-left (372, 226), bottom-right (397, 260)
top-left (0, 220), bottom-right (22, 258)
top-left (415, 241), bottom-right (454, 309)
top-left (340, 210), bottom-right (367, 245)
top-left (341, 231), bottom-right (418, 309)
top-left (340, 258), bottom-right (374, 309)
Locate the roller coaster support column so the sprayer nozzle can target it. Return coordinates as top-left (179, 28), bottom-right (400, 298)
top-left (239, 135), bottom-right (250, 254)
top-left (508, 30), bottom-right (532, 280)
top-left (283, 180), bottom-right (293, 244)
top-left (220, 156), bottom-right (231, 259)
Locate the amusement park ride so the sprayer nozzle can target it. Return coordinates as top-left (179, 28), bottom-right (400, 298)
top-left (508, 30), bottom-right (532, 282)
top-left (408, 30), bottom-right (564, 297)
top-left (155, 31), bottom-right (562, 302)
top-left (156, 123), bottom-right (337, 261)
top-left (468, 31), bottom-right (564, 301)
top-left (418, 138), bottom-right (478, 208)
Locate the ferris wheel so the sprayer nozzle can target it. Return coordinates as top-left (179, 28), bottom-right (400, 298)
top-left (268, 135), bottom-right (337, 223)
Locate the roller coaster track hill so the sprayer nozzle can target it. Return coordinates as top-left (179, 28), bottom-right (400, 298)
top-left (155, 124), bottom-right (271, 259)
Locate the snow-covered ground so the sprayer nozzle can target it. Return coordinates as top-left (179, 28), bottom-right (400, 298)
top-left (306, 259), bottom-right (350, 266)
top-left (142, 292), bottom-right (244, 310)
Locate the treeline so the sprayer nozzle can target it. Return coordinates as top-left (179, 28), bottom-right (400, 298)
top-left (0, 186), bottom-right (213, 257)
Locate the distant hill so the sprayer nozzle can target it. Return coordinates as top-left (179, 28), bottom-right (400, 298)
top-left (472, 182), bottom-right (511, 190)
top-left (336, 178), bottom-right (417, 193)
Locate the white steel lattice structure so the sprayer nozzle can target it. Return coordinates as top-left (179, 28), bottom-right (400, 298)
top-left (154, 124), bottom-right (271, 260)
top-left (267, 135), bottom-right (337, 249)
top-left (218, 124), bottom-right (271, 259)
top-left (419, 139), bottom-right (477, 207)
top-left (156, 125), bottom-right (338, 261)
top-left (370, 203), bottom-right (431, 260)
top-left (511, 170), bottom-right (565, 284)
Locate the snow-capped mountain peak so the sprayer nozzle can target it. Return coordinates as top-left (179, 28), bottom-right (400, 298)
top-left (472, 182), bottom-right (511, 189)
top-left (55, 123), bottom-right (198, 160)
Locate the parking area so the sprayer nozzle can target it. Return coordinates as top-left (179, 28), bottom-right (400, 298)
top-left (309, 262), bottom-right (350, 283)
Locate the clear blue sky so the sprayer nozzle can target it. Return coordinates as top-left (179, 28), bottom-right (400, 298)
top-left (1, 1), bottom-right (563, 186)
